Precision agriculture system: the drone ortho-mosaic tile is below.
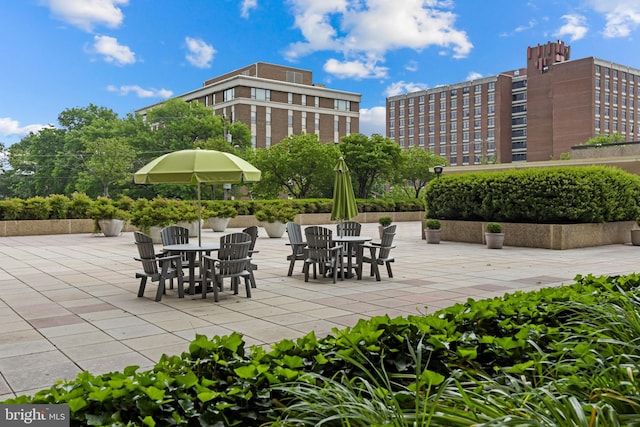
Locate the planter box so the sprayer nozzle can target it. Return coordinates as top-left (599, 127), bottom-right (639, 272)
top-left (422, 220), bottom-right (635, 250)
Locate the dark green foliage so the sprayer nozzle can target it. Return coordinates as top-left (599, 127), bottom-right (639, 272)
top-left (6, 273), bottom-right (640, 425)
top-left (21, 196), bottom-right (51, 220)
top-left (425, 166), bottom-right (640, 223)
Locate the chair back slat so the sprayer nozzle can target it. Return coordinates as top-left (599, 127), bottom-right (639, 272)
top-left (378, 232), bottom-right (396, 259)
top-left (305, 226), bottom-right (336, 263)
top-left (134, 231), bottom-right (160, 276)
top-left (242, 226), bottom-right (259, 251)
top-left (286, 222), bottom-right (305, 254)
top-left (160, 226), bottom-right (189, 246)
top-left (337, 221), bottom-right (361, 237)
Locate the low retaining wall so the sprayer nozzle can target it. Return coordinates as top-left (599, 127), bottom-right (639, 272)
top-left (421, 220), bottom-right (635, 250)
top-left (0, 212), bottom-right (424, 237)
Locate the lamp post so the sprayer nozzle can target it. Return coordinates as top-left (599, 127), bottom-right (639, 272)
top-left (433, 165), bottom-right (444, 179)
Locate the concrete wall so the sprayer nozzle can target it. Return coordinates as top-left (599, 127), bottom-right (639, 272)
top-left (421, 219), bottom-right (635, 250)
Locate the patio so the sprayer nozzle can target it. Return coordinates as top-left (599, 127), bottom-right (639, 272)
top-left (1, 221), bottom-right (639, 400)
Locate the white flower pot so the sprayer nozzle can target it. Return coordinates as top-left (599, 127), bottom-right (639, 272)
top-left (98, 219), bottom-right (124, 237)
top-left (208, 217), bottom-right (230, 232)
top-left (177, 220), bottom-right (202, 237)
top-left (485, 232), bottom-right (505, 249)
top-left (426, 229), bottom-right (441, 244)
top-left (261, 221), bottom-right (286, 238)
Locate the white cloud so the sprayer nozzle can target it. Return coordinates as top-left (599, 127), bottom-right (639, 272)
top-left (359, 106), bottom-right (386, 136)
top-left (107, 85), bottom-right (173, 98)
top-left (0, 118), bottom-right (48, 138)
top-left (466, 71), bottom-right (483, 81)
top-left (93, 35), bottom-right (135, 65)
top-left (323, 57), bottom-right (388, 79)
top-left (405, 60), bottom-right (419, 72)
top-left (185, 37), bottom-right (216, 68)
top-left (555, 14), bottom-right (588, 41)
top-left (384, 81), bottom-right (429, 97)
top-left (241, 0), bottom-right (258, 18)
top-left (285, 0), bottom-right (472, 78)
top-left (587, 0), bottom-right (640, 38)
top-left (43, 0), bottom-right (128, 32)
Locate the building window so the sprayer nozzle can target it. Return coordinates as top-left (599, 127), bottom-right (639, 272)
top-left (288, 93), bottom-right (293, 104)
top-left (286, 71), bottom-right (303, 83)
top-left (451, 99), bottom-right (457, 109)
top-left (408, 97), bottom-right (414, 106)
top-left (301, 94), bottom-right (306, 105)
top-left (474, 84), bottom-right (482, 92)
top-left (335, 99), bottom-right (350, 111)
top-left (488, 82), bottom-right (495, 91)
top-left (450, 111), bottom-right (457, 120)
top-left (223, 88), bottom-right (234, 101)
top-left (488, 93), bottom-right (495, 102)
top-left (251, 88), bottom-right (270, 101)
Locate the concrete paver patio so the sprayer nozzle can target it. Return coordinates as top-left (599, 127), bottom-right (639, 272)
top-left (1, 221), bottom-right (639, 400)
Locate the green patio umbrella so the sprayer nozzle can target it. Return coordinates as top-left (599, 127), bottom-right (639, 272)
top-left (331, 156), bottom-right (358, 233)
top-left (134, 149), bottom-right (261, 245)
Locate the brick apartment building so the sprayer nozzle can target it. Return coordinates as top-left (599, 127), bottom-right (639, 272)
top-left (386, 40), bottom-right (640, 166)
top-left (137, 62), bottom-right (361, 149)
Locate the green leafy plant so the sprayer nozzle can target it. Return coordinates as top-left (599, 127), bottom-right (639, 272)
top-left (378, 216), bottom-right (392, 227)
top-left (204, 202), bottom-right (238, 219)
top-left (254, 204), bottom-right (298, 223)
top-left (486, 222), bottom-right (502, 233)
top-left (425, 218), bottom-right (441, 229)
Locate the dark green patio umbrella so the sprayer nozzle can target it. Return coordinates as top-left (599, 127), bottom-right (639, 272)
top-left (331, 156), bottom-right (358, 232)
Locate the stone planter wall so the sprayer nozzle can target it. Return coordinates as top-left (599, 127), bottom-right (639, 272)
top-left (422, 219), bottom-right (635, 250)
top-left (0, 212), bottom-right (425, 237)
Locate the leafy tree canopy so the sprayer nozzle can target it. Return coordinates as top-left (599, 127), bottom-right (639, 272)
top-left (339, 133), bottom-right (403, 198)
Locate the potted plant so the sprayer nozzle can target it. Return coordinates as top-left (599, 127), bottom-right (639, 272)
top-left (378, 216), bottom-right (393, 239)
top-left (87, 197), bottom-right (131, 237)
top-left (425, 218), bottom-right (441, 244)
top-left (485, 222), bottom-right (504, 249)
top-left (176, 203), bottom-right (202, 237)
top-left (631, 216), bottom-right (640, 246)
top-left (130, 198), bottom-right (177, 243)
top-left (254, 204), bottom-right (299, 238)
top-left (206, 203), bottom-right (238, 232)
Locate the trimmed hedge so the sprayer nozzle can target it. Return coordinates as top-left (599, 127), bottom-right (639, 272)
top-left (4, 273), bottom-right (639, 425)
top-left (425, 166), bottom-right (640, 223)
top-left (0, 196), bottom-right (424, 222)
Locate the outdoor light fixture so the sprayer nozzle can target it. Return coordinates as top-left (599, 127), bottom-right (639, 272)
top-left (433, 165), bottom-right (444, 179)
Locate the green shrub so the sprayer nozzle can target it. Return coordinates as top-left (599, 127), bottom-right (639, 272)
top-left (378, 216), bottom-right (392, 226)
top-left (486, 222), bottom-right (502, 233)
top-left (425, 218), bottom-right (441, 229)
top-left (22, 197), bottom-right (50, 220)
top-left (425, 166), bottom-right (640, 223)
top-left (0, 198), bottom-right (24, 220)
top-left (67, 192), bottom-right (93, 219)
top-left (47, 194), bottom-right (70, 219)
top-left (254, 202), bottom-right (299, 223)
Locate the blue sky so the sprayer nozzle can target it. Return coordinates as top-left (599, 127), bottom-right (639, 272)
top-left (2, 0), bottom-right (640, 147)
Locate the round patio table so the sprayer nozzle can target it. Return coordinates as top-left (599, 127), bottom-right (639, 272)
top-left (163, 243), bottom-right (220, 295)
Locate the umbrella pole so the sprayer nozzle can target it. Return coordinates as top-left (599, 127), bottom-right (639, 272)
top-left (197, 183), bottom-right (202, 247)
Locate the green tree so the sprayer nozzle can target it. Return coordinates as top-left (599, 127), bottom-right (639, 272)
top-left (395, 148), bottom-right (447, 198)
top-left (77, 136), bottom-right (136, 197)
top-left (250, 134), bottom-right (339, 198)
top-left (339, 134), bottom-right (403, 198)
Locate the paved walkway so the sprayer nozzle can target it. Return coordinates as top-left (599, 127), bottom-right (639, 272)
top-left (1, 221), bottom-right (639, 400)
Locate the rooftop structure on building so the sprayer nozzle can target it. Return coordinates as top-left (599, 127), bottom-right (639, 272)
top-left (137, 62), bottom-right (361, 148)
top-left (386, 40), bottom-right (640, 166)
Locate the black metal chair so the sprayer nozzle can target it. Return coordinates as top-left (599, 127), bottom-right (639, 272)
top-left (285, 222), bottom-right (307, 276)
top-left (201, 232), bottom-right (252, 301)
top-left (134, 231), bottom-right (184, 301)
top-left (303, 226), bottom-right (343, 284)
